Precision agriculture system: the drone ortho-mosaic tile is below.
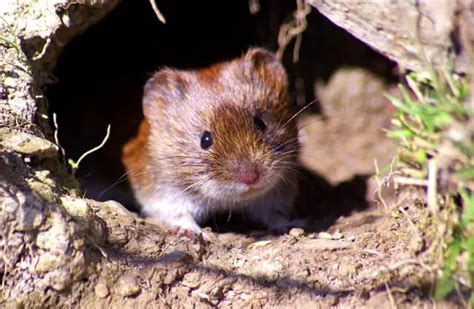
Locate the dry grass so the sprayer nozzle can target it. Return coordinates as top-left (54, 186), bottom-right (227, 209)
top-left (386, 68), bottom-right (474, 305)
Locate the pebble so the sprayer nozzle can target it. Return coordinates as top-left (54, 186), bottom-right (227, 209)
top-left (318, 232), bottom-right (333, 239)
top-left (117, 276), bottom-right (141, 297)
top-left (95, 281), bottom-right (109, 298)
top-left (289, 228), bottom-right (305, 237)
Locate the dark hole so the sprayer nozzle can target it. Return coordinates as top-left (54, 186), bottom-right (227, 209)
top-left (46, 0), bottom-right (396, 232)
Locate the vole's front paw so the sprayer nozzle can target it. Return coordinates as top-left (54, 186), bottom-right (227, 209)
top-left (145, 213), bottom-right (210, 241)
top-left (168, 227), bottom-right (210, 242)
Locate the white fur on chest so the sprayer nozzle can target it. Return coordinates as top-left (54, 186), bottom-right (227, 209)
top-left (139, 181), bottom-right (298, 233)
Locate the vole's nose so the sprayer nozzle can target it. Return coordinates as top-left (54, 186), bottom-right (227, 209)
top-left (237, 164), bottom-right (260, 185)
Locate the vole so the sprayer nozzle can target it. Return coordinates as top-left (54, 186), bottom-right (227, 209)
top-left (122, 48), bottom-right (300, 235)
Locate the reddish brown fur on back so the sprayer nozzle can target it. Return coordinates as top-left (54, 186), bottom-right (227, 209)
top-left (122, 119), bottom-right (154, 196)
top-left (196, 63), bottom-right (224, 87)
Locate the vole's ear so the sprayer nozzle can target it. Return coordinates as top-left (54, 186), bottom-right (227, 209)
top-left (242, 48), bottom-right (287, 85)
top-left (142, 68), bottom-right (187, 119)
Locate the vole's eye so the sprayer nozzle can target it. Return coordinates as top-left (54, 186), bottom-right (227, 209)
top-left (200, 131), bottom-right (213, 149)
top-left (253, 116), bottom-right (266, 132)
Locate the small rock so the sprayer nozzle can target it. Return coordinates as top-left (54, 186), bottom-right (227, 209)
top-left (289, 227), bottom-right (305, 237)
top-left (117, 276), bottom-right (141, 297)
top-left (36, 213), bottom-right (69, 252)
top-left (100, 201), bottom-right (136, 225)
top-left (216, 277), bottom-right (237, 293)
top-left (15, 196), bottom-right (44, 231)
top-left (247, 240), bottom-right (272, 249)
top-left (182, 272), bottom-right (202, 289)
top-left (35, 252), bottom-right (63, 272)
top-left (1, 190), bottom-right (20, 214)
top-left (0, 128), bottom-right (58, 158)
top-left (27, 179), bottom-right (55, 203)
top-left (95, 281), bottom-right (109, 298)
top-left (163, 267), bottom-right (187, 286)
top-left (60, 196), bottom-right (91, 220)
top-left (43, 269), bottom-right (74, 291)
top-left (317, 232), bottom-right (333, 239)
top-left (318, 231), bottom-right (343, 240)
top-left (194, 290), bottom-right (213, 303)
top-left (332, 231), bottom-right (343, 240)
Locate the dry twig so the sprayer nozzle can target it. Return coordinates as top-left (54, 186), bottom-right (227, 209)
top-left (276, 0), bottom-right (311, 62)
top-left (148, 0), bottom-right (166, 24)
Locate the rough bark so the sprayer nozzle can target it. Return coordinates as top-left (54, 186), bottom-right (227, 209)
top-left (308, 0), bottom-right (472, 74)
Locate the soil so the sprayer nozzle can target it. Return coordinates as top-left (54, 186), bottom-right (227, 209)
top-left (77, 195), bottom-right (437, 308)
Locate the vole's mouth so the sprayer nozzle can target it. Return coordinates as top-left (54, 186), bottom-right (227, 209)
top-left (199, 174), bottom-right (281, 202)
top-left (235, 185), bottom-right (267, 200)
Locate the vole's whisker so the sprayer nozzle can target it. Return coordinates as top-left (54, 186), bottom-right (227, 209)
top-left (281, 99), bottom-right (317, 129)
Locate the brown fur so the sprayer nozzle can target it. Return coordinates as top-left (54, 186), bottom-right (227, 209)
top-left (122, 48), bottom-right (299, 228)
top-left (122, 119), bottom-right (154, 196)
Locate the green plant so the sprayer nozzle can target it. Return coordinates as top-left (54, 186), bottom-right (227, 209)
top-left (67, 124), bottom-right (111, 176)
top-left (386, 68), bottom-right (474, 304)
top-left (52, 113), bottom-right (111, 176)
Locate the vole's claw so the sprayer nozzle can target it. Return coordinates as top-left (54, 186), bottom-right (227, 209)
top-left (168, 227), bottom-right (210, 243)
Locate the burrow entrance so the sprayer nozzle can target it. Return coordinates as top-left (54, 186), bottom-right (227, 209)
top-left (46, 0), bottom-right (397, 233)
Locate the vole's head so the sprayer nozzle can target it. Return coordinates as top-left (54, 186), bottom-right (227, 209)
top-left (143, 48), bottom-right (298, 202)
